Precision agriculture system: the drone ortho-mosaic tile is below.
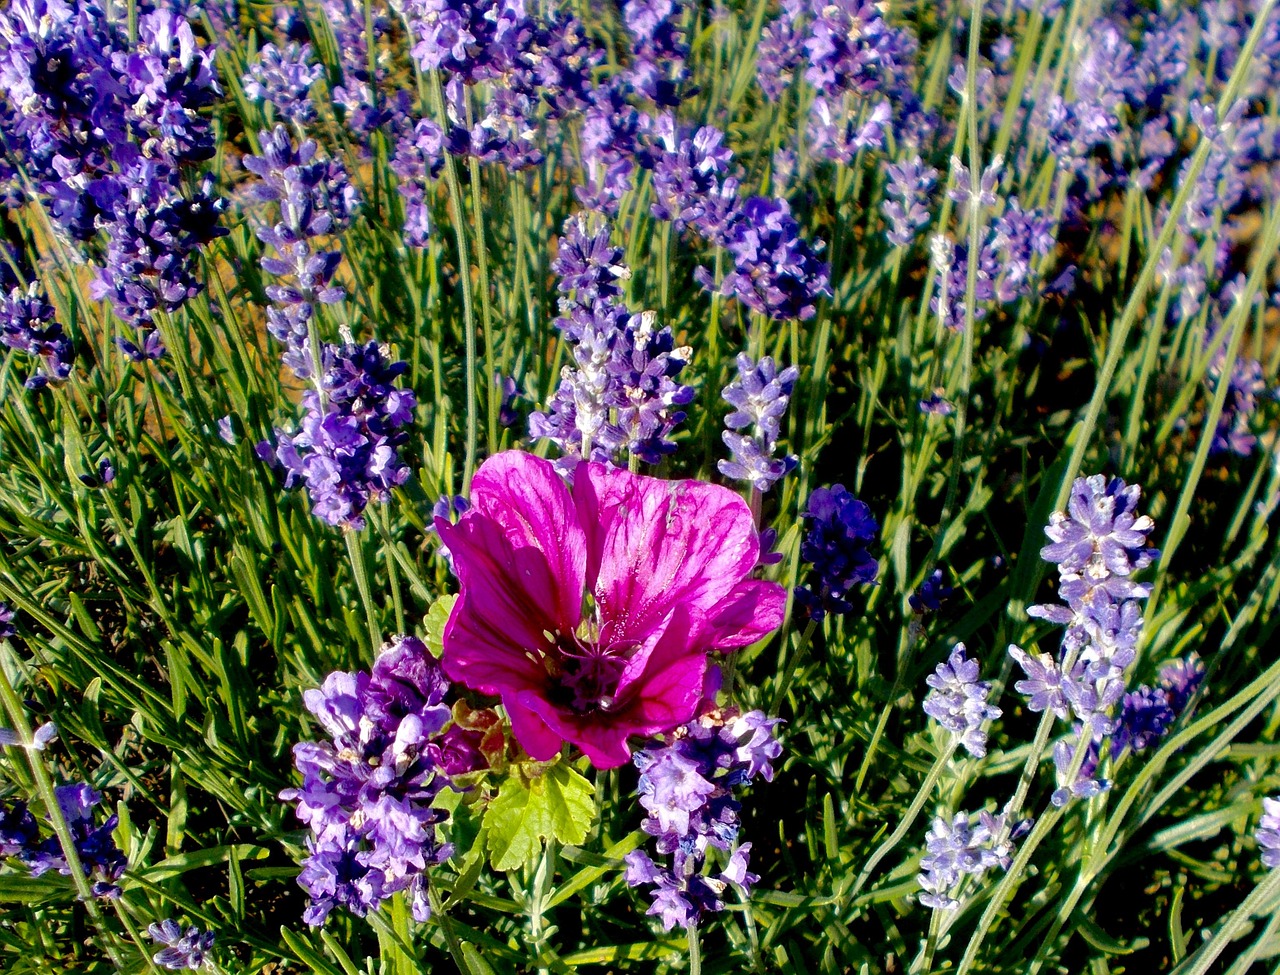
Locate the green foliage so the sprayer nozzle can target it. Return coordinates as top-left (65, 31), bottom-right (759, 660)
top-left (483, 760), bottom-right (596, 872)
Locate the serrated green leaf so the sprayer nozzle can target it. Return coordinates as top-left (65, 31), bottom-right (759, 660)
top-left (424, 594), bottom-right (456, 657)
top-left (483, 760), bottom-right (595, 872)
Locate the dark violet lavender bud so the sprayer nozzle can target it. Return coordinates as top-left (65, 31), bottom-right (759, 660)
top-left (883, 156), bottom-right (937, 247)
top-left (147, 920), bottom-right (215, 971)
top-left (552, 217), bottom-right (629, 306)
top-left (1109, 684), bottom-right (1174, 758)
top-left (495, 373), bottom-right (520, 427)
top-left (316, 0), bottom-right (400, 139)
top-left (795, 485), bottom-right (878, 621)
top-left (910, 568), bottom-right (955, 612)
top-left (246, 127), bottom-right (360, 378)
top-left (90, 164), bottom-right (228, 333)
top-left (1158, 655), bottom-right (1205, 713)
top-left (271, 337), bottom-right (416, 531)
top-left (916, 809), bottom-right (1015, 911)
top-left (603, 310), bottom-right (694, 465)
top-left (918, 388), bottom-right (955, 415)
top-left (757, 0), bottom-right (807, 100)
top-left (0, 603), bottom-right (14, 639)
top-left (281, 636), bottom-right (456, 926)
top-left (0, 285), bottom-right (73, 389)
top-left (625, 709), bottom-right (778, 931)
top-left (7, 783), bottom-right (128, 899)
top-left (715, 197), bottom-right (830, 322)
top-left (1259, 798), bottom-right (1280, 869)
top-left (622, 0), bottom-right (688, 107)
top-left (650, 120), bottom-right (741, 243)
top-left (718, 354), bottom-right (799, 493)
top-left (243, 43), bottom-right (323, 124)
top-left (923, 644), bottom-right (1001, 757)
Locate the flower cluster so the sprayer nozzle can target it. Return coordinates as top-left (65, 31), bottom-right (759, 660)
top-left (147, 920), bottom-right (215, 971)
top-left (718, 354), bottom-right (800, 493)
top-left (623, 709), bottom-right (781, 931)
top-left (649, 121), bottom-right (740, 244)
top-left (923, 644), bottom-right (1001, 758)
top-left (268, 337), bottom-right (416, 530)
top-left (795, 485), bottom-right (879, 620)
top-left (0, 2), bottom-right (225, 347)
top-left (916, 809), bottom-right (1019, 910)
top-left (1011, 475), bottom-right (1176, 805)
top-left (0, 783), bottom-right (126, 899)
top-left (712, 197), bottom-right (831, 322)
top-left (883, 156), bottom-right (938, 247)
top-left (0, 285), bottom-right (73, 390)
top-left (281, 636), bottom-right (459, 925)
top-left (391, 120), bottom-right (445, 249)
top-left (530, 217), bottom-right (693, 465)
top-left (244, 126), bottom-right (361, 380)
top-left (622, 0), bottom-right (689, 108)
top-left (243, 43), bottom-right (323, 123)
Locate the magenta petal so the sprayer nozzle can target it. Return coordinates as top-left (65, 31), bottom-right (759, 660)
top-left (438, 515), bottom-right (559, 696)
top-left (703, 579), bottom-right (788, 649)
top-left (522, 698), bottom-right (635, 769)
top-left (580, 463), bottom-right (762, 641)
top-left (506, 696), bottom-right (563, 763)
top-left (469, 452), bottom-right (586, 632)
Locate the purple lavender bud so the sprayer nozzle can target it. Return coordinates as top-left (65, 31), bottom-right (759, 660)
top-left (0, 285), bottom-right (73, 389)
top-left (243, 43), bottom-right (323, 124)
top-left (1259, 797), bottom-right (1280, 869)
top-left (14, 783), bottom-right (128, 898)
top-left (1158, 655), bottom-right (1205, 713)
top-left (918, 389), bottom-right (955, 415)
top-left (1009, 645), bottom-right (1069, 719)
top-left (627, 710), bottom-right (779, 930)
top-left (1206, 349), bottom-right (1266, 457)
top-left (1050, 730), bottom-right (1108, 807)
top-left (552, 217), bottom-right (629, 306)
top-left (270, 338), bottom-right (416, 530)
top-left (495, 373), bottom-right (520, 427)
top-left (917, 809), bottom-right (1014, 910)
top-left (0, 603), bottom-right (13, 639)
top-left (757, 0), bottom-right (807, 100)
top-left (282, 636), bottom-right (456, 926)
top-left (883, 156), bottom-right (937, 247)
top-left (650, 121), bottom-right (741, 243)
top-left (718, 354), bottom-right (800, 493)
top-left (795, 485), bottom-right (878, 620)
top-left (909, 568), bottom-right (955, 613)
top-left (924, 644), bottom-right (1001, 757)
top-left (623, 0), bottom-right (688, 107)
top-left (715, 197), bottom-right (830, 322)
top-left (1110, 684), bottom-right (1175, 758)
top-left (1041, 475), bottom-right (1159, 588)
top-left (147, 920), bottom-right (215, 971)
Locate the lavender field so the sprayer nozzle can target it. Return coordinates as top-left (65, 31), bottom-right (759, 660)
top-left (1, 0), bottom-right (1279, 972)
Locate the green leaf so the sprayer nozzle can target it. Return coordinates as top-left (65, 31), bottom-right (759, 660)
top-left (483, 760), bottom-right (595, 872)
top-left (424, 594), bottom-right (457, 657)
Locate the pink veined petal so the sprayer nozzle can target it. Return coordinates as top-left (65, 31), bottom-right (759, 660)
top-left (505, 695), bottom-right (564, 763)
top-left (469, 452), bottom-right (587, 633)
top-left (438, 514), bottom-right (560, 696)
top-left (578, 463), bottom-right (761, 643)
top-left (701, 578), bottom-right (788, 650)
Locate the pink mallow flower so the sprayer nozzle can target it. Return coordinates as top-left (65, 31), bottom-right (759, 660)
top-left (438, 451), bottom-right (787, 769)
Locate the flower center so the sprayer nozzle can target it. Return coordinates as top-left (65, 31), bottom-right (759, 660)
top-left (549, 607), bottom-right (640, 713)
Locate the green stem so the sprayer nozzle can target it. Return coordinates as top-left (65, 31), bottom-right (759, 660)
top-left (428, 73), bottom-right (481, 492)
top-left (849, 743), bottom-right (957, 900)
top-left (344, 529), bottom-right (381, 658)
top-left (688, 924), bottom-right (702, 975)
top-left (1170, 869), bottom-right (1280, 975)
top-left (0, 644), bottom-right (130, 971)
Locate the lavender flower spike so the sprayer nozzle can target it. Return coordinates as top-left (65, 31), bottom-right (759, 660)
top-left (1259, 797), bottom-right (1280, 869)
top-left (147, 920), bottom-right (215, 971)
top-left (718, 354), bottom-right (800, 493)
top-left (883, 157), bottom-right (937, 247)
top-left (924, 644), bottom-right (1001, 757)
